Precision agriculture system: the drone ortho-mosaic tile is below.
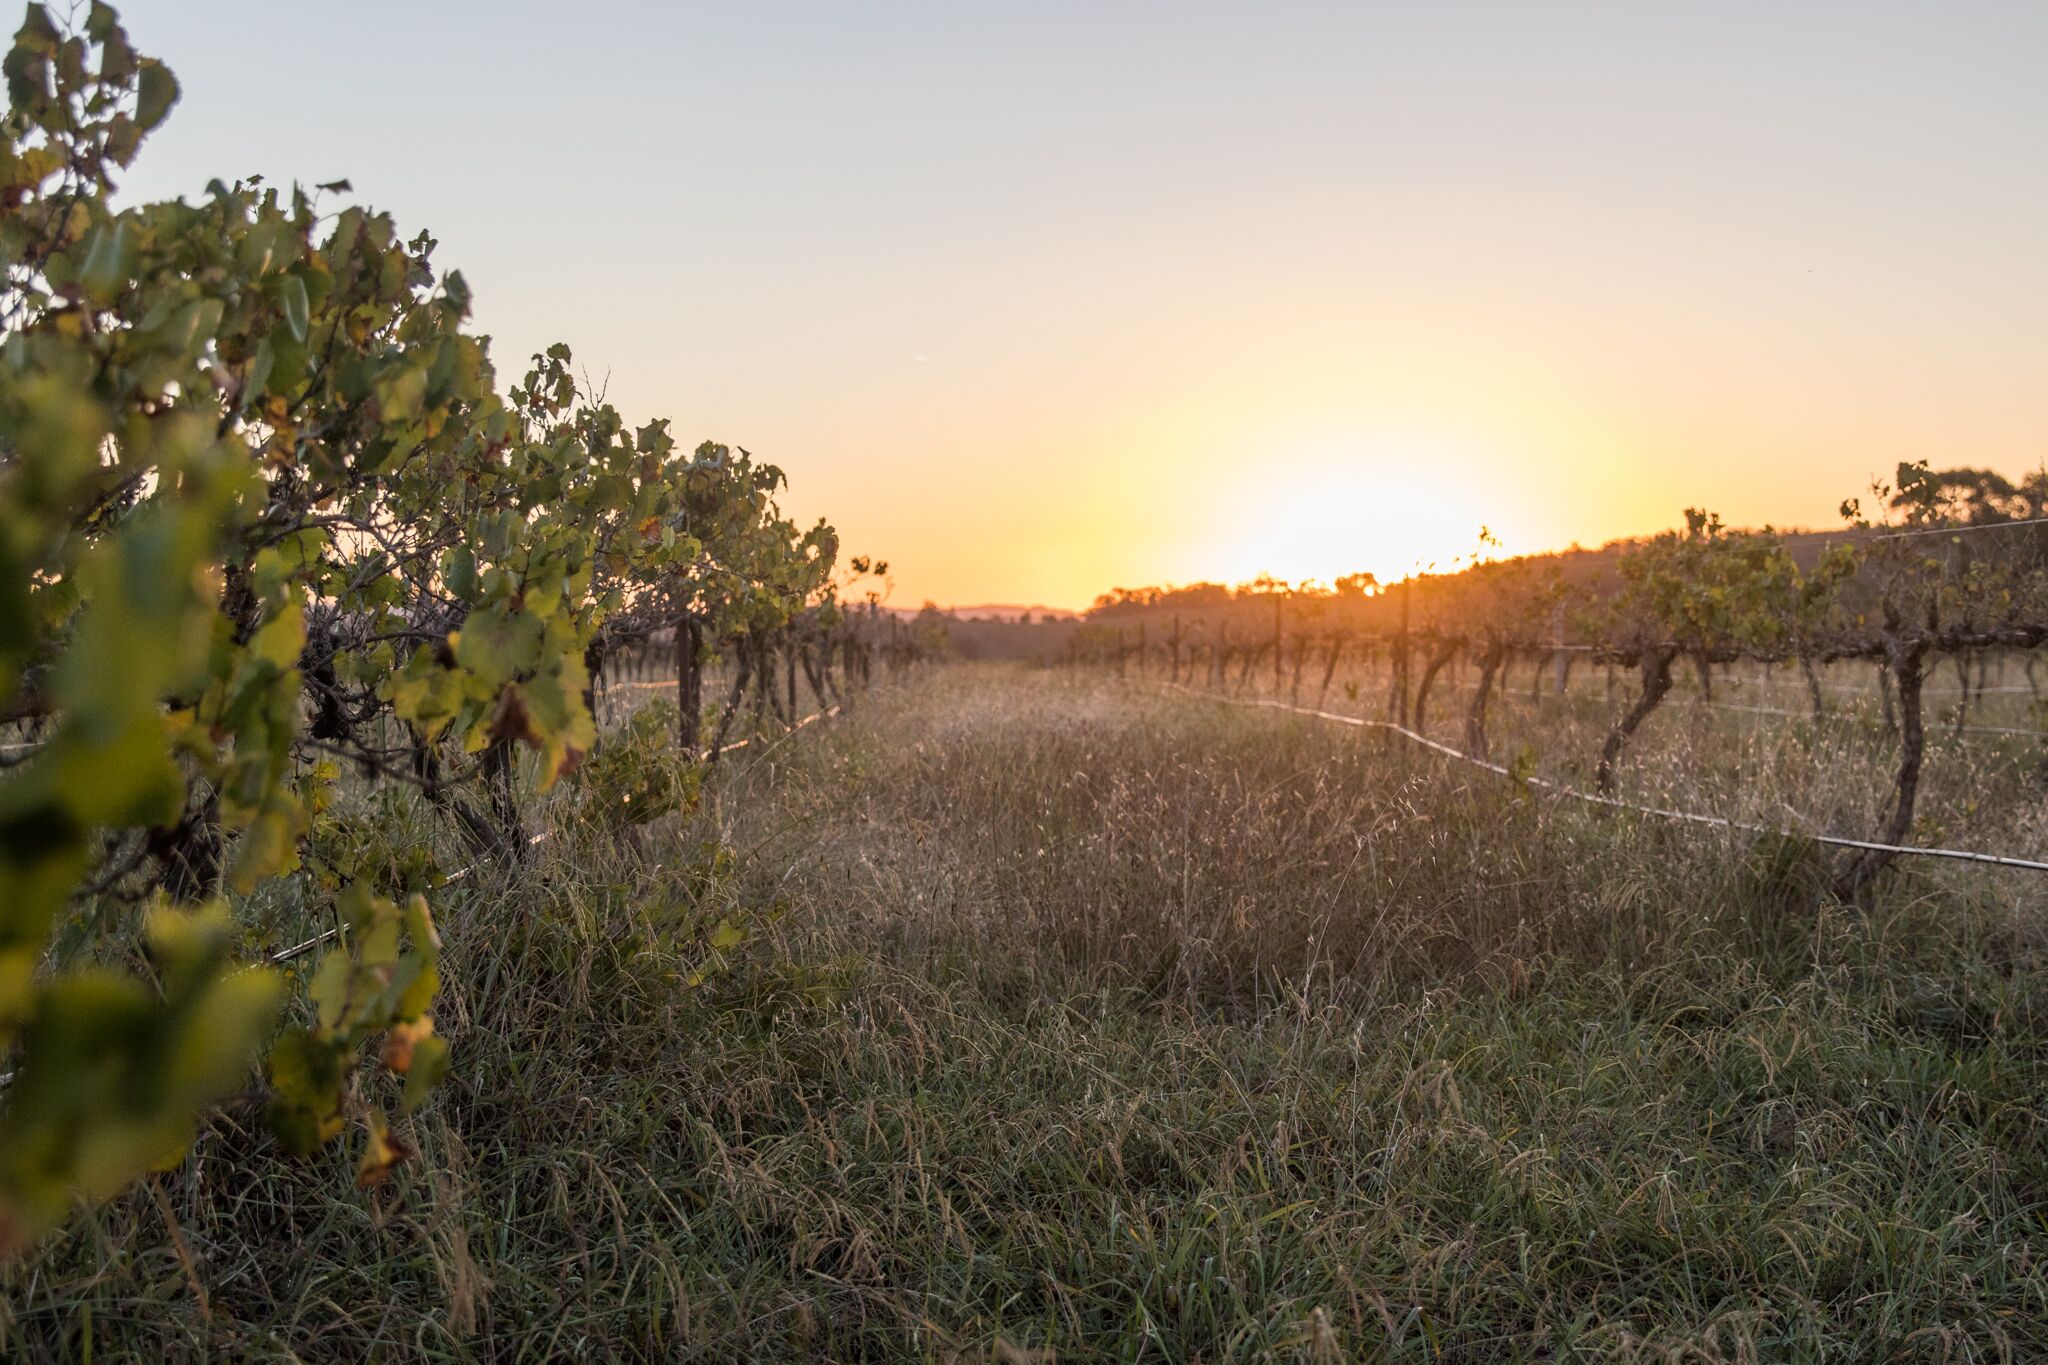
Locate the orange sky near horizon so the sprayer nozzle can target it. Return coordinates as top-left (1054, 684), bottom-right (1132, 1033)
top-left (128, 1), bottom-right (2048, 611)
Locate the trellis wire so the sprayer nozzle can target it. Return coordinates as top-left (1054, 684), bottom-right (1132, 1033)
top-left (1699, 699), bottom-right (2048, 739)
top-left (1868, 515), bottom-right (2048, 541)
top-left (1168, 684), bottom-right (2048, 874)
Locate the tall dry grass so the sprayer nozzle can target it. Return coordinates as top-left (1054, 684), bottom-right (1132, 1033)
top-left (0, 665), bottom-right (2040, 1361)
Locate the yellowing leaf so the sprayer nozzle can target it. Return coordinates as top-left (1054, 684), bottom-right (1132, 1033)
top-left (379, 1015), bottom-right (433, 1075)
top-left (354, 1112), bottom-right (413, 1188)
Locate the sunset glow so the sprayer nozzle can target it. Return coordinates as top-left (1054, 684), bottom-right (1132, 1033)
top-left (127, 0), bottom-right (2048, 608)
top-left (1187, 444), bottom-right (1531, 590)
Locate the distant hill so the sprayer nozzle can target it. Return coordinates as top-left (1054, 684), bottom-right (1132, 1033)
top-left (877, 603), bottom-right (1082, 623)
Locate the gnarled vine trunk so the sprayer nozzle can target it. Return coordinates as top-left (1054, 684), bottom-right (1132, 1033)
top-left (1837, 640), bottom-right (1926, 896)
top-left (409, 729), bottom-right (523, 864)
top-left (1952, 652), bottom-right (1971, 736)
top-left (1235, 643), bottom-right (1263, 695)
top-left (800, 642), bottom-right (837, 710)
top-left (785, 634), bottom-right (800, 720)
top-left (1315, 637), bottom-right (1343, 710)
top-left (1464, 641), bottom-right (1506, 760)
top-left (1388, 589), bottom-right (1412, 731)
top-left (676, 618), bottom-right (702, 753)
top-left (1596, 646), bottom-right (1677, 795)
top-left (1411, 638), bottom-right (1461, 736)
top-left (707, 643), bottom-right (753, 761)
top-left (1799, 654), bottom-right (1825, 719)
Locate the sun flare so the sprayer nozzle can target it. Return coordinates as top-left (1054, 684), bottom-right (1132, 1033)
top-left (1205, 449), bottom-right (1524, 591)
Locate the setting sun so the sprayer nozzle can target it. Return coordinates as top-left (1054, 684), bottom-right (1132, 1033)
top-left (1197, 444), bottom-right (1535, 590)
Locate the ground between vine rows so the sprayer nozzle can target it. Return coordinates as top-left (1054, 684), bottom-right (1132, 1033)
top-left (4, 665), bottom-right (2042, 1362)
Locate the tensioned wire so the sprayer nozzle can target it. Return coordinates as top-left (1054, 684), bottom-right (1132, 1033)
top-left (1168, 683), bottom-right (2048, 874)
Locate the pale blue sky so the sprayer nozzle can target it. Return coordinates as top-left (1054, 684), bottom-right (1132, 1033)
top-left (115, 1), bottom-right (2048, 605)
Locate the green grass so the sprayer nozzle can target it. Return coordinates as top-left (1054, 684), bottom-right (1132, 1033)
top-left (4, 667), bottom-right (2043, 1361)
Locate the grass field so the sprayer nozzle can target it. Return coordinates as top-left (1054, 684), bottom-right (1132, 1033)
top-left (5, 666), bottom-right (2044, 1361)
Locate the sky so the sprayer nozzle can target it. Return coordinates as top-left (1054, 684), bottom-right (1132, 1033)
top-left (117, 1), bottom-right (2048, 609)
